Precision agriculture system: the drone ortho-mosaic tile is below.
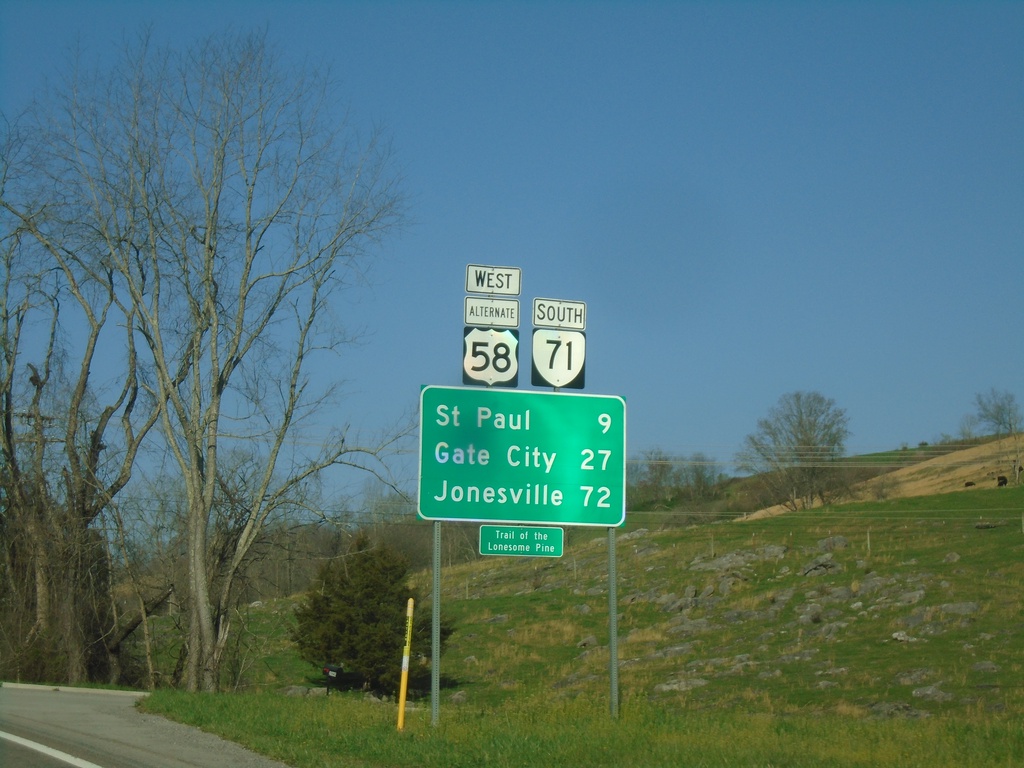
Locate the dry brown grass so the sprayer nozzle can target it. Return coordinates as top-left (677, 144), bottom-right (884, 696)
top-left (745, 436), bottom-right (1020, 520)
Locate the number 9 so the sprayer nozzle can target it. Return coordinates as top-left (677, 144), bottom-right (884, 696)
top-left (598, 413), bottom-right (611, 434)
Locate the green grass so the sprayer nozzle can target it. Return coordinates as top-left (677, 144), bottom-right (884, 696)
top-left (141, 689), bottom-right (1024, 768)
top-left (140, 483), bottom-right (1024, 766)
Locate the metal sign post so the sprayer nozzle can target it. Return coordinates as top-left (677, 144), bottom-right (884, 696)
top-left (431, 521), bottom-right (441, 727)
top-left (608, 527), bottom-right (619, 718)
top-left (427, 266), bottom-right (625, 725)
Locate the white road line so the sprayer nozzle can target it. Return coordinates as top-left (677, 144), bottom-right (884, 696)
top-left (0, 730), bottom-right (106, 768)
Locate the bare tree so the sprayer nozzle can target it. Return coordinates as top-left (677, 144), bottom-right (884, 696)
top-left (5, 30), bottom-right (406, 691)
top-left (975, 388), bottom-right (1022, 483)
top-left (736, 391), bottom-right (850, 511)
top-left (628, 448), bottom-right (684, 510)
top-left (679, 452), bottom-right (723, 503)
top-left (958, 413), bottom-right (981, 442)
top-left (0, 118), bottom-right (161, 683)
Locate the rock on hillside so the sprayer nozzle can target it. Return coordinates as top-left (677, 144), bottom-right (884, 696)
top-left (557, 527), bottom-right (1017, 717)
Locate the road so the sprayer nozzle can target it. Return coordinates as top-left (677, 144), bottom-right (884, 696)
top-left (0, 684), bottom-right (292, 768)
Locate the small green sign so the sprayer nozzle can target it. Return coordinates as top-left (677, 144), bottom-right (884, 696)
top-left (479, 525), bottom-right (564, 557)
top-left (418, 386), bottom-right (626, 527)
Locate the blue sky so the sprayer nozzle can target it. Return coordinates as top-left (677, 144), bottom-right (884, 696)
top-left (2, 1), bottom-right (1022, 487)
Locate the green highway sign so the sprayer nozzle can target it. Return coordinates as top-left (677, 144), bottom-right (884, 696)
top-left (479, 525), bottom-right (564, 557)
top-left (418, 386), bottom-right (626, 527)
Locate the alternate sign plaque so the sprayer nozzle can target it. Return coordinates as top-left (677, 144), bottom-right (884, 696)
top-left (418, 386), bottom-right (626, 527)
top-left (464, 296), bottom-right (519, 328)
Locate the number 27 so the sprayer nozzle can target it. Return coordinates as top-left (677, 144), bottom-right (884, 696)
top-left (580, 449), bottom-right (612, 470)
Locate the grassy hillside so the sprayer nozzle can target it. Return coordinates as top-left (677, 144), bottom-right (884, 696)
top-left (140, 481), bottom-right (1024, 766)
top-left (158, 482), bottom-right (1024, 717)
top-left (423, 484), bottom-right (1024, 717)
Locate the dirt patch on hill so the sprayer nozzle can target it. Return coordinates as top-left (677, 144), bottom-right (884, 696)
top-left (744, 436), bottom-right (1020, 520)
top-left (864, 436), bottom-right (1019, 498)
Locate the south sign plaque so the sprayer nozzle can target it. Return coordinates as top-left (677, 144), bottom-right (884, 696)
top-left (418, 386), bottom-right (626, 527)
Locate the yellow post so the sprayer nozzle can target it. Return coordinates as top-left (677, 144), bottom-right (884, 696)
top-left (397, 598), bottom-right (415, 731)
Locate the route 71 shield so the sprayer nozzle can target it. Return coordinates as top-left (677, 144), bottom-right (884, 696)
top-left (463, 327), bottom-right (519, 387)
top-left (532, 329), bottom-right (585, 388)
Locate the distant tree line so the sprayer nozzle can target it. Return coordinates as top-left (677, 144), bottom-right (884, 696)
top-left (628, 387), bottom-right (1022, 521)
top-left (626, 449), bottom-right (731, 523)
